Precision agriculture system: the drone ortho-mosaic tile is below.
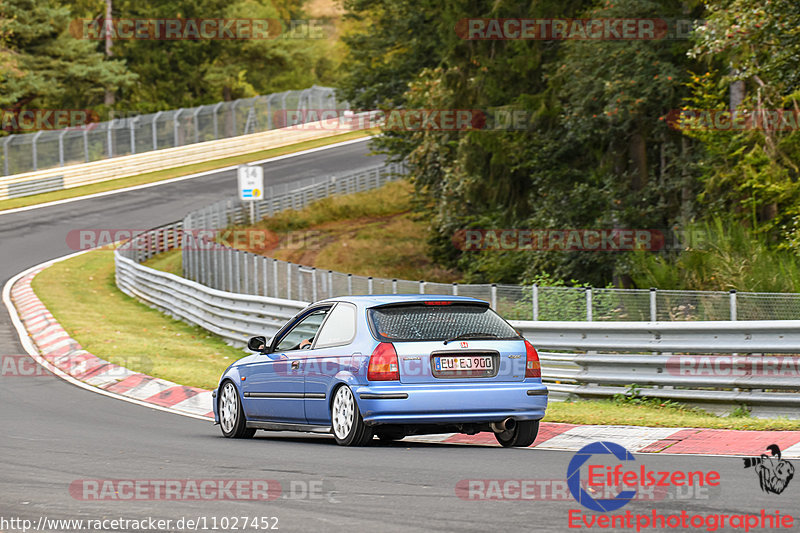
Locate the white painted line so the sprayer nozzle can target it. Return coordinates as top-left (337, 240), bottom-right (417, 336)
top-left (2, 250), bottom-right (211, 422)
top-left (532, 425), bottom-right (686, 452)
top-left (780, 440), bottom-right (800, 459)
top-left (0, 136), bottom-right (373, 216)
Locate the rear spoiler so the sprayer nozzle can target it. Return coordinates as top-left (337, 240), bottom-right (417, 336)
top-left (369, 300), bottom-right (490, 310)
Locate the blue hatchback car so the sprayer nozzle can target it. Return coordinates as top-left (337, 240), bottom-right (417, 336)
top-left (213, 295), bottom-right (548, 446)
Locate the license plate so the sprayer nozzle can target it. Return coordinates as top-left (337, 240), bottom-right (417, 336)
top-left (434, 355), bottom-right (494, 372)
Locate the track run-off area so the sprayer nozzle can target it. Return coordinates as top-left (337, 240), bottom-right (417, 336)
top-left (1, 139), bottom-right (798, 533)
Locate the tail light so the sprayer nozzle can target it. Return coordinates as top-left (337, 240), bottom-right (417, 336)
top-left (524, 339), bottom-right (541, 378)
top-left (368, 342), bottom-right (399, 381)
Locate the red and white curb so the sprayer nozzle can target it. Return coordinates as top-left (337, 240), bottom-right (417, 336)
top-left (407, 424), bottom-right (800, 457)
top-left (4, 255), bottom-right (213, 421)
top-left (6, 255), bottom-right (800, 456)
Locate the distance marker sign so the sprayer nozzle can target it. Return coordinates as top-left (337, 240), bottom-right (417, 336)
top-left (238, 165), bottom-right (264, 201)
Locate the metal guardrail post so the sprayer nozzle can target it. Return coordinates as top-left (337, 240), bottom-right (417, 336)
top-left (312, 268), bottom-right (318, 301)
top-left (152, 111), bottom-right (163, 150)
top-left (273, 259), bottom-right (278, 298)
top-left (287, 263), bottom-right (292, 300)
top-left (452, 283), bottom-right (458, 296)
top-left (419, 281), bottom-right (425, 294)
top-left (105, 125), bottom-right (113, 159)
top-left (212, 103), bottom-right (223, 139)
top-left (192, 107), bottom-right (203, 144)
top-left (347, 274), bottom-right (352, 295)
top-left (368, 277), bottom-right (373, 295)
top-left (226, 248), bottom-right (233, 292)
top-left (242, 252), bottom-right (248, 294)
top-left (253, 255), bottom-right (260, 295)
top-left (491, 284), bottom-right (497, 310)
top-left (58, 130), bottom-right (67, 166)
top-left (328, 271), bottom-right (333, 298)
top-left (298, 269), bottom-right (305, 300)
top-left (532, 284), bottom-right (539, 321)
top-left (730, 289), bottom-right (737, 321)
top-left (650, 287), bottom-right (657, 322)
top-left (130, 117), bottom-right (138, 154)
top-left (173, 109), bottom-right (184, 147)
top-left (32, 131), bottom-right (43, 170)
top-left (586, 288), bottom-right (593, 321)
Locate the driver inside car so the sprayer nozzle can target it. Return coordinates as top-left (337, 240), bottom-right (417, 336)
top-left (298, 337), bottom-right (313, 349)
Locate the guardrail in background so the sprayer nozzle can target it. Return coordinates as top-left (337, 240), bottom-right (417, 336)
top-left (1, 86), bottom-right (339, 178)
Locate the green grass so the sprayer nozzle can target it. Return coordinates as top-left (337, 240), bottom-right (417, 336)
top-left (142, 248), bottom-right (183, 276)
top-left (232, 180), bottom-right (459, 282)
top-left (31, 249), bottom-right (245, 389)
top-left (0, 129), bottom-right (374, 212)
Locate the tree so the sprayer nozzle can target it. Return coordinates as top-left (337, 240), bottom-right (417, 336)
top-left (0, 0), bottom-right (135, 114)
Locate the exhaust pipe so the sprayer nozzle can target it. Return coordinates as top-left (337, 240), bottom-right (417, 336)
top-left (491, 418), bottom-right (516, 433)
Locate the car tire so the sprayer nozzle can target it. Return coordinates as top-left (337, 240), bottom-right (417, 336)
top-left (331, 385), bottom-right (373, 446)
top-left (494, 420), bottom-right (539, 448)
top-left (219, 381), bottom-right (256, 439)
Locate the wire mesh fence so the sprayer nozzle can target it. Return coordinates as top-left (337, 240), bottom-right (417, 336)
top-left (116, 160), bottom-right (800, 322)
top-left (1, 86), bottom-right (341, 177)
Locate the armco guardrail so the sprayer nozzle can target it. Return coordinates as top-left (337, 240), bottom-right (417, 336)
top-left (116, 253), bottom-right (306, 346)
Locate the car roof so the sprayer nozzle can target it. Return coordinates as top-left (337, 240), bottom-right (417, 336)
top-left (316, 294), bottom-right (489, 308)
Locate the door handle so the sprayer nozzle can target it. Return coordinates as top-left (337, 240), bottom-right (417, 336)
top-left (291, 361), bottom-right (300, 369)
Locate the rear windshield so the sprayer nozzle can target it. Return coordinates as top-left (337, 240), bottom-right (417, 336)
top-left (369, 304), bottom-right (519, 342)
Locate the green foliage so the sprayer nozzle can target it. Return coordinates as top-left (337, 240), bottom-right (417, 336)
top-left (0, 0), bottom-right (135, 111)
top-left (630, 217), bottom-right (800, 292)
top-left (729, 404), bottom-right (752, 418)
top-left (2, 0), bottom-right (341, 119)
top-left (686, 0), bottom-right (800, 237)
top-left (612, 383), bottom-right (694, 412)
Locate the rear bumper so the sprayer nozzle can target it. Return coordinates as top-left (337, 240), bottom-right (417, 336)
top-left (353, 381), bottom-right (548, 425)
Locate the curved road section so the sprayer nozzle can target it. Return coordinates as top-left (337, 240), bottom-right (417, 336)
top-left (0, 139), bottom-right (796, 532)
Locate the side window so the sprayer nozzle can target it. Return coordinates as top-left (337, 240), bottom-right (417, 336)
top-left (314, 303), bottom-right (357, 348)
top-left (274, 308), bottom-right (330, 352)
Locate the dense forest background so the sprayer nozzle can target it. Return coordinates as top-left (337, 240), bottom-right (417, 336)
top-left (3, 0), bottom-right (800, 292)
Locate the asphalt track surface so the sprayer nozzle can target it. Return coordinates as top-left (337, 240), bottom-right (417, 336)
top-left (1, 139), bottom-right (797, 532)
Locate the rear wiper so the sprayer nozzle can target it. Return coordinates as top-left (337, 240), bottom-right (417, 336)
top-left (443, 332), bottom-right (499, 345)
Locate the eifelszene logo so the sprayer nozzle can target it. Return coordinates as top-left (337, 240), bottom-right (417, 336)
top-left (743, 445), bottom-right (795, 495)
top-left (567, 441), bottom-right (721, 513)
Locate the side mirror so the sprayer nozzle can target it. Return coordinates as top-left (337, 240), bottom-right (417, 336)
top-left (247, 336), bottom-right (268, 352)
